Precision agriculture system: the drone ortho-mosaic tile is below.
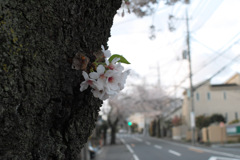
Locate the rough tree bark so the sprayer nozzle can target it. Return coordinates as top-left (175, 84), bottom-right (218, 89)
top-left (0, 1), bottom-right (121, 160)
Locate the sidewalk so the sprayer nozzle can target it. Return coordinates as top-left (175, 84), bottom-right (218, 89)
top-left (95, 139), bottom-right (133, 160)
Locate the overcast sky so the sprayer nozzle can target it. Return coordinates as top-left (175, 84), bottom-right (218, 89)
top-left (107, 0), bottom-right (240, 97)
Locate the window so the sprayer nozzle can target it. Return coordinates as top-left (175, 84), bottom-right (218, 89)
top-left (235, 112), bottom-right (239, 120)
top-left (225, 113), bottom-right (228, 123)
top-left (196, 93), bottom-right (200, 101)
top-left (223, 91), bottom-right (227, 100)
top-left (207, 92), bottom-right (211, 100)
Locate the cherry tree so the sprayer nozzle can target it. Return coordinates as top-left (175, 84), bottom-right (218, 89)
top-left (120, 0), bottom-right (190, 17)
top-left (105, 82), bottom-right (174, 143)
top-left (0, 1), bottom-right (122, 159)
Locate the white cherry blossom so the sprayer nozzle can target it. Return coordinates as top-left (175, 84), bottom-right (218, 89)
top-left (105, 70), bottom-right (121, 92)
top-left (91, 89), bottom-right (109, 100)
top-left (80, 45), bottom-right (130, 100)
top-left (80, 71), bottom-right (97, 91)
top-left (89, 65), bottom-right (106, 90)
top-left (106, 58), bottom-right (124, 72)
top-left (101, 45), bottom-right (111, 58)
top-left (118, 70), bottom-right (130, 90)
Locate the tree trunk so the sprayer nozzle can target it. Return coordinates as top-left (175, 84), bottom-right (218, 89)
top-left (0, 1), bottom-right (121, 160)
top-left (103, 128), bottom-right (107, 146)
top-left (109, 117), bottom-right (118, 145)
top-left (110, 125), bottom-right (117, 145)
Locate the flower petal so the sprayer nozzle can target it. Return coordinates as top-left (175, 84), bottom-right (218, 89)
top-left (101, 45), bottom-right (105, 50)
top-left (92, 89), bottom-right (100, 98)
top-left (115, 63), bottom-right (124, 72)
top-left (96, 79), bottom-right (105, 90)
top-left (110, 83), bottom-right (120, 90)
top-left (82, 71), bottom-right (89, 80)
top-left (105, 59), bottom-right (109, 66)
top-left (97, 65), bottom-right (105, 74)
top-left (80, 81), bottom-right (88, 91)
top-left (112, 57), bottom-right (120, 64)
top-left (103, 50), bottom-right (111, 58)
top-left (89, 72), bottom-right (99, 79)
top-left (104, 70), bottom-right (116, 77)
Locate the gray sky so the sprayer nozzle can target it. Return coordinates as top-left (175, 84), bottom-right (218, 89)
top-left (108, 0), bottom-right (240, 97)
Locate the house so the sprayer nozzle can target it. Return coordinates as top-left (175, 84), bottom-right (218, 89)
top-left (182, 73), bottom-right (240, 128)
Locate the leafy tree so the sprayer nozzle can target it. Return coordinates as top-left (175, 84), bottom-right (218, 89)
top-left (195, 115), bottom-right (211, 129)
top-left (210, 114), bottom-right (225, 124)
top-left (196, 114), bottom-right (226, 130)
top-left (172, 115), bottom-right (182, 126)
top-left (131, 123), bottom-right (139, 133)
top-left (0, 1), bottom-right (121, 159)
top-left (229, 119), bottom-right (240, 124)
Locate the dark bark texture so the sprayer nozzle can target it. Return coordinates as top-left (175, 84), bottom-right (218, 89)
top-left (0, 1), bottom-right (121, 160)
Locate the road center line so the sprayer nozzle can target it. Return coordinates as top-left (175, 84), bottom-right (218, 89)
top-left (120, 138), bottom-right (125, 144)
top-left (145, 141), bottom-right (151, 145)
top-left (154, 145), bottom-right (162, 149)
top-left (169, 150), bottom-right (181, 156)
top-left (126, 144), bottom-right (134, 153)
top-left (133, 154), bottom-right (140, 160)
top-left (133, 137), bottom-right (143, 142)
top-left (208, 156), bottom-right (240, 160)
top-left (188, 147), bottom-right (204, 153)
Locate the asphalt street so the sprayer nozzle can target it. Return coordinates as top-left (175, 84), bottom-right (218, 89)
top-left (97, 134), bottom-right (240, 160)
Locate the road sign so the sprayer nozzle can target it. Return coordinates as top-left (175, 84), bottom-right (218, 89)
top-left (226, 123), bottom-right (240, 136)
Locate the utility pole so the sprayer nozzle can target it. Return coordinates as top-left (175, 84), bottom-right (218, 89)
top-left (157, 62), bottom-right (161, 87)
top-left (167, 3), bottom-right (195, 144)
top-left (186, 8), bottom-right (196, 145)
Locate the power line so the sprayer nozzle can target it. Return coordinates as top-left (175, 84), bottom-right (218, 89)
top-left (192, 54), bottom-right (240, 90)
top-left (191, 36), bottom-right (240, 63)
top-left (190, 0), bottom-right (208, 18)
top-left (192, 38), bottom-right (240, 76)
top-left (190, 0), bottom-right (224, 32)
top-left (165, 53), bottom-right (240, 98)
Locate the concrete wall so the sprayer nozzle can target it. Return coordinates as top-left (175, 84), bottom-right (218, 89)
top-left (202, 127), bottom-right (208, 142)
top-left (186, 130), bottom-right (198, 141)
top-left (202, 125), bottom-right (240, 143)
top-left (208, 125), bottom-right (225, 143)
top-left (172, 125), bottom-right (188, 140)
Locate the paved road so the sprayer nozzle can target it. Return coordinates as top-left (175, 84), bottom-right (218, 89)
top-left (117, 134), bottom-right (240, 160)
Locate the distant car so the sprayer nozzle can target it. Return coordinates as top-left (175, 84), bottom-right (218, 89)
top-left (118, 129), bottom-right (127, 133)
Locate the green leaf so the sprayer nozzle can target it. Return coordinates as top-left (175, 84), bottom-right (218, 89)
top-left (109, 54), bottom-right (131, 64)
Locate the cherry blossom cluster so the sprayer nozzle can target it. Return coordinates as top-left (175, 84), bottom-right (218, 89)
top-left (80, 46), bottom-right (130, 100)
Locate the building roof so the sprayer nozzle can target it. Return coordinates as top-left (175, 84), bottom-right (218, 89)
top-left (211, 83), bottom-right (238, 87)
top-left (224, 73), bottom-right (240, 84)
top-left (183, 73), bottom-right (240, 93)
